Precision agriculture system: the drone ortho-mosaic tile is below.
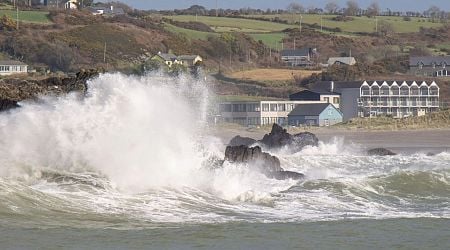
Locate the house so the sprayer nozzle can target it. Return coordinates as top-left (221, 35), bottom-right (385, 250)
top-left (289, 89), bottom-right (341, 109)
top-left (409, 56), bottom-right (450, 77)
top-left (0, 60), bottom-right (28, 76)
top-left (86, 6), bottom-right (125, 16)
top-left (218, 100), bottom-right (327, 127)
top-left (310, 81), bottom-right (440, 120)
top-left (177, 55), bottom-right (203, 67)
top-left (280, 48), bottom-right (317, 67)
top-left (44, 0), bottom-right (78, 9)
top-left (327, 57), bottom-right (356, 66)
top-left (288, 103), bottom-right (343, 127)
top-left (151, 52), bottom-right (178, 67)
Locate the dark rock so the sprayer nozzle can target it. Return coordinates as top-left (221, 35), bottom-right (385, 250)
top-left (225, 145), bottom-right (283, 173)
top-left (0, 69), bottom-right (101, 112)
top-left (291, 132), bottom-right (320, 151)
top-left (259, 124), bottom-right (319, 152)
top-left (0, 99), bottom-right (20, 111)
top-left (260, 124), bottom-right (292, 148)
top-left (268, 171), bottom-right (305, 180)
top-left (426, 152), bottom-right (436, 157)
top-left (367, 148), bottom-right (397, 156)
top-left (224, 145), bottom-right (304, 180)
top-left (228, 135), bottom-right (257, 147)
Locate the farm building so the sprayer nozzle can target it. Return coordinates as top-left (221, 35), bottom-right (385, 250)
top-left (288, 103), bottom-right (343, 127)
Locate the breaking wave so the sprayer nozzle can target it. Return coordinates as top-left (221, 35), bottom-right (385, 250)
top-left (0, 73), bottom-right (448, 229)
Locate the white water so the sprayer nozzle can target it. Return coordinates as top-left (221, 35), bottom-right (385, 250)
top-left (0, 73), bottom-right (449, 229)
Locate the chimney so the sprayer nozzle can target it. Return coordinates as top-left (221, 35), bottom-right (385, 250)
top-left (330, 81), bottom-right (335, 92)
top-left (110, 5), bottom-right (114, 12)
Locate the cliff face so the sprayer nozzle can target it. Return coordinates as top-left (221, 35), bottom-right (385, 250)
top-left (0, 69), bottom-right (100, 112)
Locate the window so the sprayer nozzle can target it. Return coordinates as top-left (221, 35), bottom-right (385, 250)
top-left (262, 104), bottom-right (270, 112)
top-left (324, 97), bottom-right (330, 103)
top-left (333, 97), bottom-right (340, 104)
top-left (328, 108), bottom-right (332, 116)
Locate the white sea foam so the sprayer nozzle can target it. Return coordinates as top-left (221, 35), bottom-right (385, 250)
top-left (0, 73), bottom-right (448, 228)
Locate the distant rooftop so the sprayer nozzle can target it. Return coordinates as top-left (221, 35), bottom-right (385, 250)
top-left (410, 56), bottom-right (450, 66)
top-left (328, 57), bottom-right (356, 65)
top-left (0, 60), bottom-right (27, 66)
top-left (288, 103), bottom-right (332, 116)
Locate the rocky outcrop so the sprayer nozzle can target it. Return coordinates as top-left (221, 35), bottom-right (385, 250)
top-left (228, 124), bottom-right (319, 152)
top-left (224, 145), bottom-right (304, 180)
top-left (0, 69), bottom-right (101, 112)
top-left (228, 135), bottom-right (257, 147)
top-left (367, 148), bottom-right (397, 156)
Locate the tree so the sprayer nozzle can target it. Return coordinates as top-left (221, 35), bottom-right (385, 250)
top-left (344, 0), bottom-right (359, 16)
top-left (0, 15), bottom-right (16, 31)
top-left (325, 1), bottom-right (339, 14)
top-left (377, 20), bottom-right (395, 36)
top-left (366, 1), bottom-right (380, 17)
top-left (287, 2), bottom-right (304, 14)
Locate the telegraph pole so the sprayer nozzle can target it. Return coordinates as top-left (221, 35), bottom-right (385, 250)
top-left (103, 42), bottom-right (107, 63)
top-left (215, 0), bottom-right (218, 17)
top-left (16, 6), bottom-right (19, 30)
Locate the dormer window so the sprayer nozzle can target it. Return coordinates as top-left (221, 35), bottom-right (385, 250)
top-left (443, 62), bottom-right (447, 68)
top-left (432, 62), bottom-right (436, 68)
top-left (418, 62), bottom-right (423, 69)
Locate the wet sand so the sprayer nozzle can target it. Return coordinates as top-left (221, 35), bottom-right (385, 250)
top-left (211, 126), bottom-right (450, 154)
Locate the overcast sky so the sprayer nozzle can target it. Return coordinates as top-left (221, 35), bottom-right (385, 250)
top-left (113, 0), bottom-right (450, 12)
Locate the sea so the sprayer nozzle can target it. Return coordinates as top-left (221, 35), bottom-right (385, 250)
top-left (0, 73), bottom-right (448, 249)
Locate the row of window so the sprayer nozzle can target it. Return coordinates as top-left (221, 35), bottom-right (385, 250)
top-left (323, 97), bottom-right (340, 104)
top-left (0, 66), bottom-right (27, 72)
top-left (220, 103), bottom-right (302, 113)
top-left (361, 87), bottom-right (439, 96)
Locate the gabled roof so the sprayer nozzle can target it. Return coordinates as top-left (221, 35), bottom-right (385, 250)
top-left (288, 103), bottom-right (333, 116)
top-left (289, 89), bottom-right (340, 101)
top-left (0, 60), bottom-right (27, 66)
top-left (281, 48), bottom-right (311, 57)
top-left (177, 55), bottom-right (200, 60)
top-left (328, 57), bottom-right (356, 66)
top-left (409, 56), bottom-right (450, 66)
top-left (155, 53), bottom-right (177, 61)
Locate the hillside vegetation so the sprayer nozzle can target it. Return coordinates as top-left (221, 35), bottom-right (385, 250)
top-left (0, 10), bottom-right (50, 23)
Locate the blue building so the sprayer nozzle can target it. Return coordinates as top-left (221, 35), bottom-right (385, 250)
top-left (288, 103), bottom-right (343, 127)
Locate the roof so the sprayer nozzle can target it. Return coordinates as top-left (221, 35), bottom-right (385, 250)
top-left (328, 57), bottom-right (356, 65)
top-left (0, 60), bottom-right (27, 66)
top-left (311, 81), bottom-right (363, 93)
top-left (288, 103), bottom-right (333, 116)
top-left (156, 53), bottom-right (177, 61)
top-left (177, 55), bottom-right (200, 60)
top-left (280, 48), bottom-right (311, 57)
top-left (289, 90), bottom-right (340, 101)
top-left (409, 56), bottom-right (450, 66)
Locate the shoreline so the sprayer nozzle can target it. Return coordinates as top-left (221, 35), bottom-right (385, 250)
top-left (210, 125), bottom-right (450, 154)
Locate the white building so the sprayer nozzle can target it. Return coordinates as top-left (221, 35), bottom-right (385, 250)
top-left (218, 100), bottom-right (327, 127)
top-left (358, 81), bottom-right (440, 118)
top-left (0, 60), bottom-right (28, 76)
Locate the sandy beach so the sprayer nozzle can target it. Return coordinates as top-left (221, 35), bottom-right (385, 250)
top-left (211, 126), bottom-right (450, 154)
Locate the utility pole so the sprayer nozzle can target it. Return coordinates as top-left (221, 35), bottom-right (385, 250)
top-left (320, 14), bottom-right (323, 32)
top-left (299, 15), bottom-right (303, 33)
top-left (293, 37), bottom-right (296, 49)
top-left (216, 0), bottom-right (218, 17)
top-left (375, 16), bottom-right (378, 33)
top-left (103, 42), bottom-right (107, 63)
top-left (16, 6), bottom-right (19, 30)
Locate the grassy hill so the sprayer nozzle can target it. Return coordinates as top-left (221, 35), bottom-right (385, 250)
top-left (248, 14), bottom-right (444, 34)
top-left (0, 9), bottom-right (50, 23)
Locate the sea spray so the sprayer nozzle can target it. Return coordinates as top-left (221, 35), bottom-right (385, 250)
top-left (0, 73), bottom-right (211, 191)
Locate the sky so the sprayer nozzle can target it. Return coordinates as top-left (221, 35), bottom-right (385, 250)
top-left (113, 0), bottom-right (450, 12)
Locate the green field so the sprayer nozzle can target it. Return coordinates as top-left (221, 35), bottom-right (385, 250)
top-left (249, 33), bottom-right (286, 49)
top-left (165, 15), bottom-right (295, 33)
top-left (164, 23), bottom-right (217, 40)
top-left (248, 14), bottom-right (444, 33)
top-left (0, 10), bottom-right (50, 23)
